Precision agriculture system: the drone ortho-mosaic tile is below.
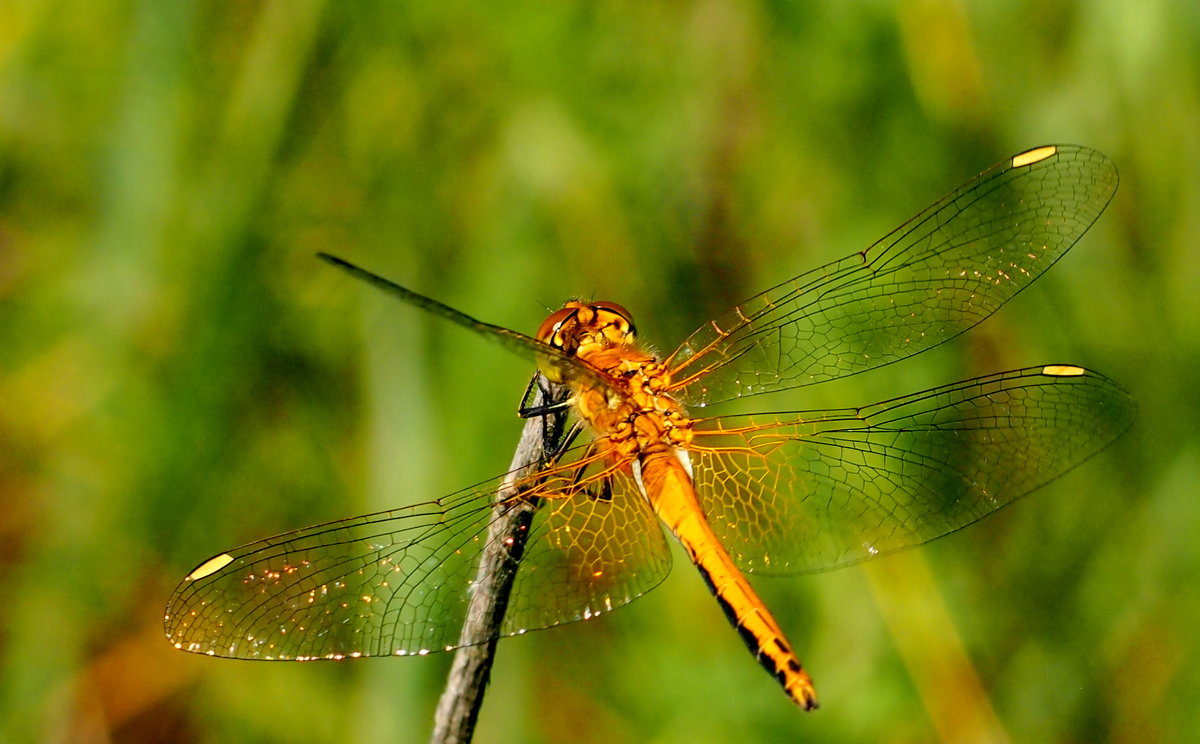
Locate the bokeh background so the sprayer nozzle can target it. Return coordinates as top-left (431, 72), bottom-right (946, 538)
top-left (2, 1), bottom-right (1196, 742)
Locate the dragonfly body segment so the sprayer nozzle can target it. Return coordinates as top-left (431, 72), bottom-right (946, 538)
top-left (642, 448), bottom-right (819, 708)
top-left (535, 301), bottom-right (818, 708)
top-left (166, 145), bottom-right (1135, 711)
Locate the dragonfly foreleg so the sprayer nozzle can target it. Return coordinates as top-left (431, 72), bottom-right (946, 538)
top-left (518, 371), bottom-right (574, 419)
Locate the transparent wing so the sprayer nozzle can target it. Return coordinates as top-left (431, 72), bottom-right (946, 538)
top-left (667, 146), bottom-right (1119, 406)
top-left (164, 455), bottom-right (670, 659)
top-left (318, 253), bottom-right (619, 395)
top-left (687, 366), bottom-right (1136, 574)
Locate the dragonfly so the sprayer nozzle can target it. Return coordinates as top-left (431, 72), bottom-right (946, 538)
top-left (165, 144), bottom-right (1135, 710)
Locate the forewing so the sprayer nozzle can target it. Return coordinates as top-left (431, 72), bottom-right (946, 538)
top-left (668, 146), bottom-right (1119, 406)
top-left (165, 455), bottom-right (670, 659)
top-left (688, 366), bottom-right (1135, 574)
top-left (318, 253), bottom-right (618, 396)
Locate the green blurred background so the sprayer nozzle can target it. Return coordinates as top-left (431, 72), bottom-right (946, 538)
top-left (2, 1), bottom-right (1196, 742)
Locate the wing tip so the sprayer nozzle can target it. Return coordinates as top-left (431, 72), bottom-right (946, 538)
top-left (1041, 364), bottom-right (1087, 377)
top-left (1012, 145), bottom-right (1058, 168)
top-left (186, 552), bottom-right (234, 581)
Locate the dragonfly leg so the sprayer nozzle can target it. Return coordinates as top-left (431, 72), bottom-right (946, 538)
top-left (518, 372), bottom-right (574, 419)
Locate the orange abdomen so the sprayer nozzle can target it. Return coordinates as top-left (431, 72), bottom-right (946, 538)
top-left (637, 449), bottom-right (819, 710)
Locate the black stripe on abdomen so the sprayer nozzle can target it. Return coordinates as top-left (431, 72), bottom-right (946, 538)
top-left (696, 561), bottom-right (779, 670)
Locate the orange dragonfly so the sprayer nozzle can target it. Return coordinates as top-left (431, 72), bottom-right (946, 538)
top-left (165, 145), bottom-right (1134, 710)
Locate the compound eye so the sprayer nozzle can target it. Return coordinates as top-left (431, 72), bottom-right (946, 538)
top-left (536, 306), bottom-right (579, 348)
top-left (589, 301), bottom-right (637, 337)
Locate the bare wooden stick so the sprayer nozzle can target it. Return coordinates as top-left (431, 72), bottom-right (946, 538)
top-left (429, 375), bottom-right (571, 744)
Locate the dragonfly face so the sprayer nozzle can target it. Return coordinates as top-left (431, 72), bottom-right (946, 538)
top-left (165, 145), bottom-right (1135, 711)
top-left (535, 299), bottom-right (637, 362)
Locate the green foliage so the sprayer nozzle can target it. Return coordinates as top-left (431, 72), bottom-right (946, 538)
top-left (1, 1), bottom-right (1195, 742)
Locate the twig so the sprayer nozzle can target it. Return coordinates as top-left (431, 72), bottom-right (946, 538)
top-left (429, 375), bottom-right (571, 744)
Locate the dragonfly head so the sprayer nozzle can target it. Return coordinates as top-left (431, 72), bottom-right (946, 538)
top-left (536, 300), bottom-right (637, 382)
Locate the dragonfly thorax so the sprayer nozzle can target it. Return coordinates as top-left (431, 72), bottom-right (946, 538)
top-left (535, 299), bottom-right (694, 461)
top-left (574, 358), bottom-right (695, 468)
